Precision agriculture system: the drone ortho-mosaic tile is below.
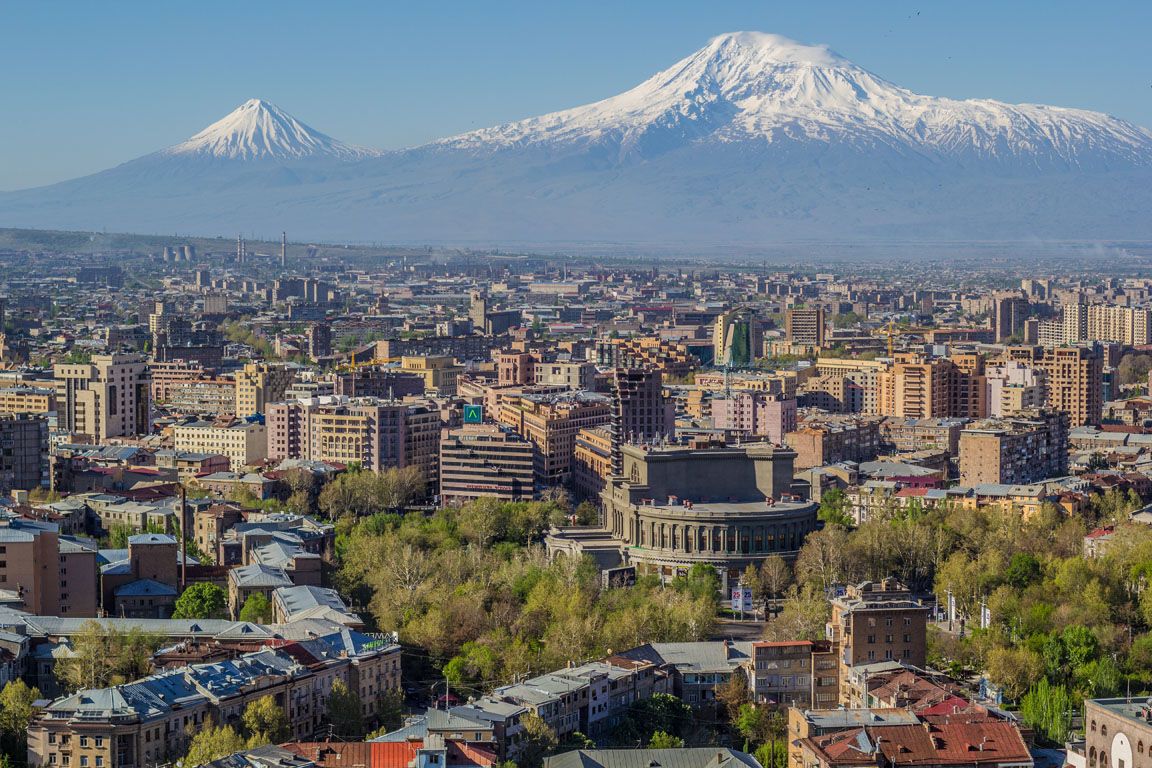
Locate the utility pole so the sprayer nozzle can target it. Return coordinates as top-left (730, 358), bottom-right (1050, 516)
top-left (180, 485), bottom-right (188, 589)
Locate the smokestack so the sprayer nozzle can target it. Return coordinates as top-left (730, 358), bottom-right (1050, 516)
top-left (281, 231), bottom-right (287, 269)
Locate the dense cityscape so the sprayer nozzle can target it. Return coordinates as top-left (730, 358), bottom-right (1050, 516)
top-left (4, 3), bottom-right (1152, 768)
top-left (0, 233), bottom-right (1141, 768)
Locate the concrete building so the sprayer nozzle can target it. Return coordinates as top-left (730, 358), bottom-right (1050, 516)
top-left (958, 410), bottom-right (1069, 485)
top-left (598, 441), bottom-right (818, 584)
top-left (0, 413), bottom-right (48, 492)
top-left (235, 362), bottom-right (296, 417)
top-left (174, 416), bottom-right (268, 471)
top-left (991, 292), bottom-right (1029, 342)
top-left (0, 516), bottom-right (98, 617)
top-left (1002, 345), bottom-right (1103, 426)
top-left (985, 361), bottom-right (1047, 418)
top-left (266, 398), bottom-right (441, 485)
top-left (827, 580), bottom-right (931, 706)
top-left (786, 416), bottom-right (883, 470)
top-left (497, 391), bottom-right (612, 486)
top-left (54, 353), bottom-right (150, 440)
top-left (714, 308), bottom-right (764, 366)
top-left (877, 353), bottom-right (986, 420)
top-left (401, 355), bottom-right (463, 396)
top-left (712, 392), bottom-right (797, 444)
top-left (0, 386), bottom-right (55, 415)
top-left (612, 368), bottom-right (675, 446)
top-left (785, 306), bottom-right (826, 348)
top-left (440, 425), bottom-right (535, 503)
top-left (573, 426), bottom-right (613, 505)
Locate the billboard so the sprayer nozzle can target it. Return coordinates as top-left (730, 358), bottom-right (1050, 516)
top-left (731, 585), bottom-right (754, 613)
top-left (463, 404), bottom-right (483, 424)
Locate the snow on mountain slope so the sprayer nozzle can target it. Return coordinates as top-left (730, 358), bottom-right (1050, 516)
top-left (437, 32), bottom-right (1152, 169)
top-left (161, 98), bottom-right (377, 160)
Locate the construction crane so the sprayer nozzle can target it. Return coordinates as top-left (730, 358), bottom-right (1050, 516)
top-left (887, 319), bottom-right (895, 357)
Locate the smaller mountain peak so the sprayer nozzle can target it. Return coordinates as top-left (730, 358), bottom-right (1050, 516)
top-left (163, 99), bottom-right (376, 161)
top-left (705, 31), bottom-right (848, 67)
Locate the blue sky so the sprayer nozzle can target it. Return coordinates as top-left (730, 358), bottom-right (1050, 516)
top-left (2, 0), bottom-right (1150, 190)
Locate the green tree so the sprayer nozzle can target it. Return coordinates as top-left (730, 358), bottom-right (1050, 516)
top-left (242, 695), bottom-right (290, 744)
top-left (239, 593), bottom-right (273, 624)
top-left (1020, 678), bottom-right (1075, 745)
top-left (326, 679), bottom-right (365, 739)
top-left (183, 724), bottom-right (248, 767)
top-left (716, 672), bottom-right (751, 721)
top-left (758, 555), bottom-right (792, 601)
top-left (763, 585), bottom-right (830, 641)
top-left (817, 489), bottom-right (854, 528)
top-left (517, 713), bottom-right (559, 768)
top-left (0, 679), bottom-right (41, 754)
top-left (986, 647), bottom-right (1044, 701)
top-left (173, 582), bottom-right (228, 620)
top-left (649, 731), bottom-right (685, 749)
top-left (614, 693), bottom-right (692, 746)
top-left (671, 563), bottom-right (721, 601)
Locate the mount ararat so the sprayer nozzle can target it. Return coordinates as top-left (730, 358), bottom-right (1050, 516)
top-left (3, 32), bottom-right (1151, 246)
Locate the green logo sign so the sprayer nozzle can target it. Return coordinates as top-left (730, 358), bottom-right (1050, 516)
top-left (463, 404), bottom-right (483, 424)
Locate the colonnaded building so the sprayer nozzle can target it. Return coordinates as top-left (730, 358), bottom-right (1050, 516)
top-left (547, 439), bottom-right (819, 587)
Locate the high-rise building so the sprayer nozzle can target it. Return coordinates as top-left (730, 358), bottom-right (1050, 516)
top-left (714, 308), bottom-right (763, 366)
top-left (785, 306), bottom-right (826, 348)
top-left (985, 361), bottom-right (1047, 418)
top-left (266, 398), bottom-right (441, 485)
top-left (440, 424), bottom-right (535, 502)
top-left (876, 353), bottom-right (986, 420)
top-left (1002, 345), bottom-right (1103, 426)
top-left (712, 391), bottom-right (797, 444)
top-left (497, 392), bottom-right (613, 486)
top-left (307, 322), bottom-right (332, 360)
top-left (0, 413), bottom-right (48, 492)
top-left (234, 362), bottom-right (296, 417)
top-left (991, 292), bottom-right (1029, 342)
top-left (609, 368), bottom-right (676, 475)
top-left (54, 353), bottom-right (150, 440)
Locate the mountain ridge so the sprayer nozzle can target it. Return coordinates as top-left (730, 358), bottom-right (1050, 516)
top-left (2, 31), bottom-right (1151, 245)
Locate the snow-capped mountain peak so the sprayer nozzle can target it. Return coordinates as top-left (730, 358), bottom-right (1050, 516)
top-left (163, 98), bottom-right (374, 160)
top-left (440, 31), bottom-right (1152, 168)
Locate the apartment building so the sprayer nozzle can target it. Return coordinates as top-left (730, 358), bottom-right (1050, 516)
top-left (235, 362), bottom-right (296, 417)
top-left (54, 353), bottom-right (150, 440)
top-left (0, 413), bottom-right (48, 492)
top-left (712, 391), bottom-right (797, 443)
top-left (594, 338), bottom-right (697, 380)
top-left (27, 632), bottom-right (402, 768)
top-left (439, 425), bottom-right (535, 503)
top-left (826, 580), bottom-right (931, 707)
top-left (877, 353), bottom-right (986, 420)
top-left (958, 410), bottom-right (1070, 485)
top-left (0, 516), bottom-right (99, 617)
top-left (1001, 345), bottom-right (1103, 426)
top-left (785, 306), bottom-right (826, 347)
top-left (878, 417), bottom-right (967, 456)
top-left (985, 361), bottom-right (1047, 418)
top-left (497, 392), bottom-right (612, 485)
top-left (400, 355), bottom-right (463, 396)
top-left (786, 416), bottom-right (882, 470)
top-left (0, 386), bottom-right (55, 415)
top-left (174, 416), bottom-right (267, 471)
top-left (573, 426), bottom-right (613, 504)
top-left (266, 398), bottom-right (441, 484)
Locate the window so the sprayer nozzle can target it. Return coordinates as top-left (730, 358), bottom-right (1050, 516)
top-left (80, 759), bottom-right (88, 768)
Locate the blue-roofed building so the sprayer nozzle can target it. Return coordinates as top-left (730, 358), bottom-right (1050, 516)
top-left (28, 628), bottom-right (401, 768)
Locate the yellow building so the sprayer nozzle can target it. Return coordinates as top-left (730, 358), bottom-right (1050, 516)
top-left (401, 355), bottom-right (463, 396)
top-left (234, 362), bottom-right (296, 417)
